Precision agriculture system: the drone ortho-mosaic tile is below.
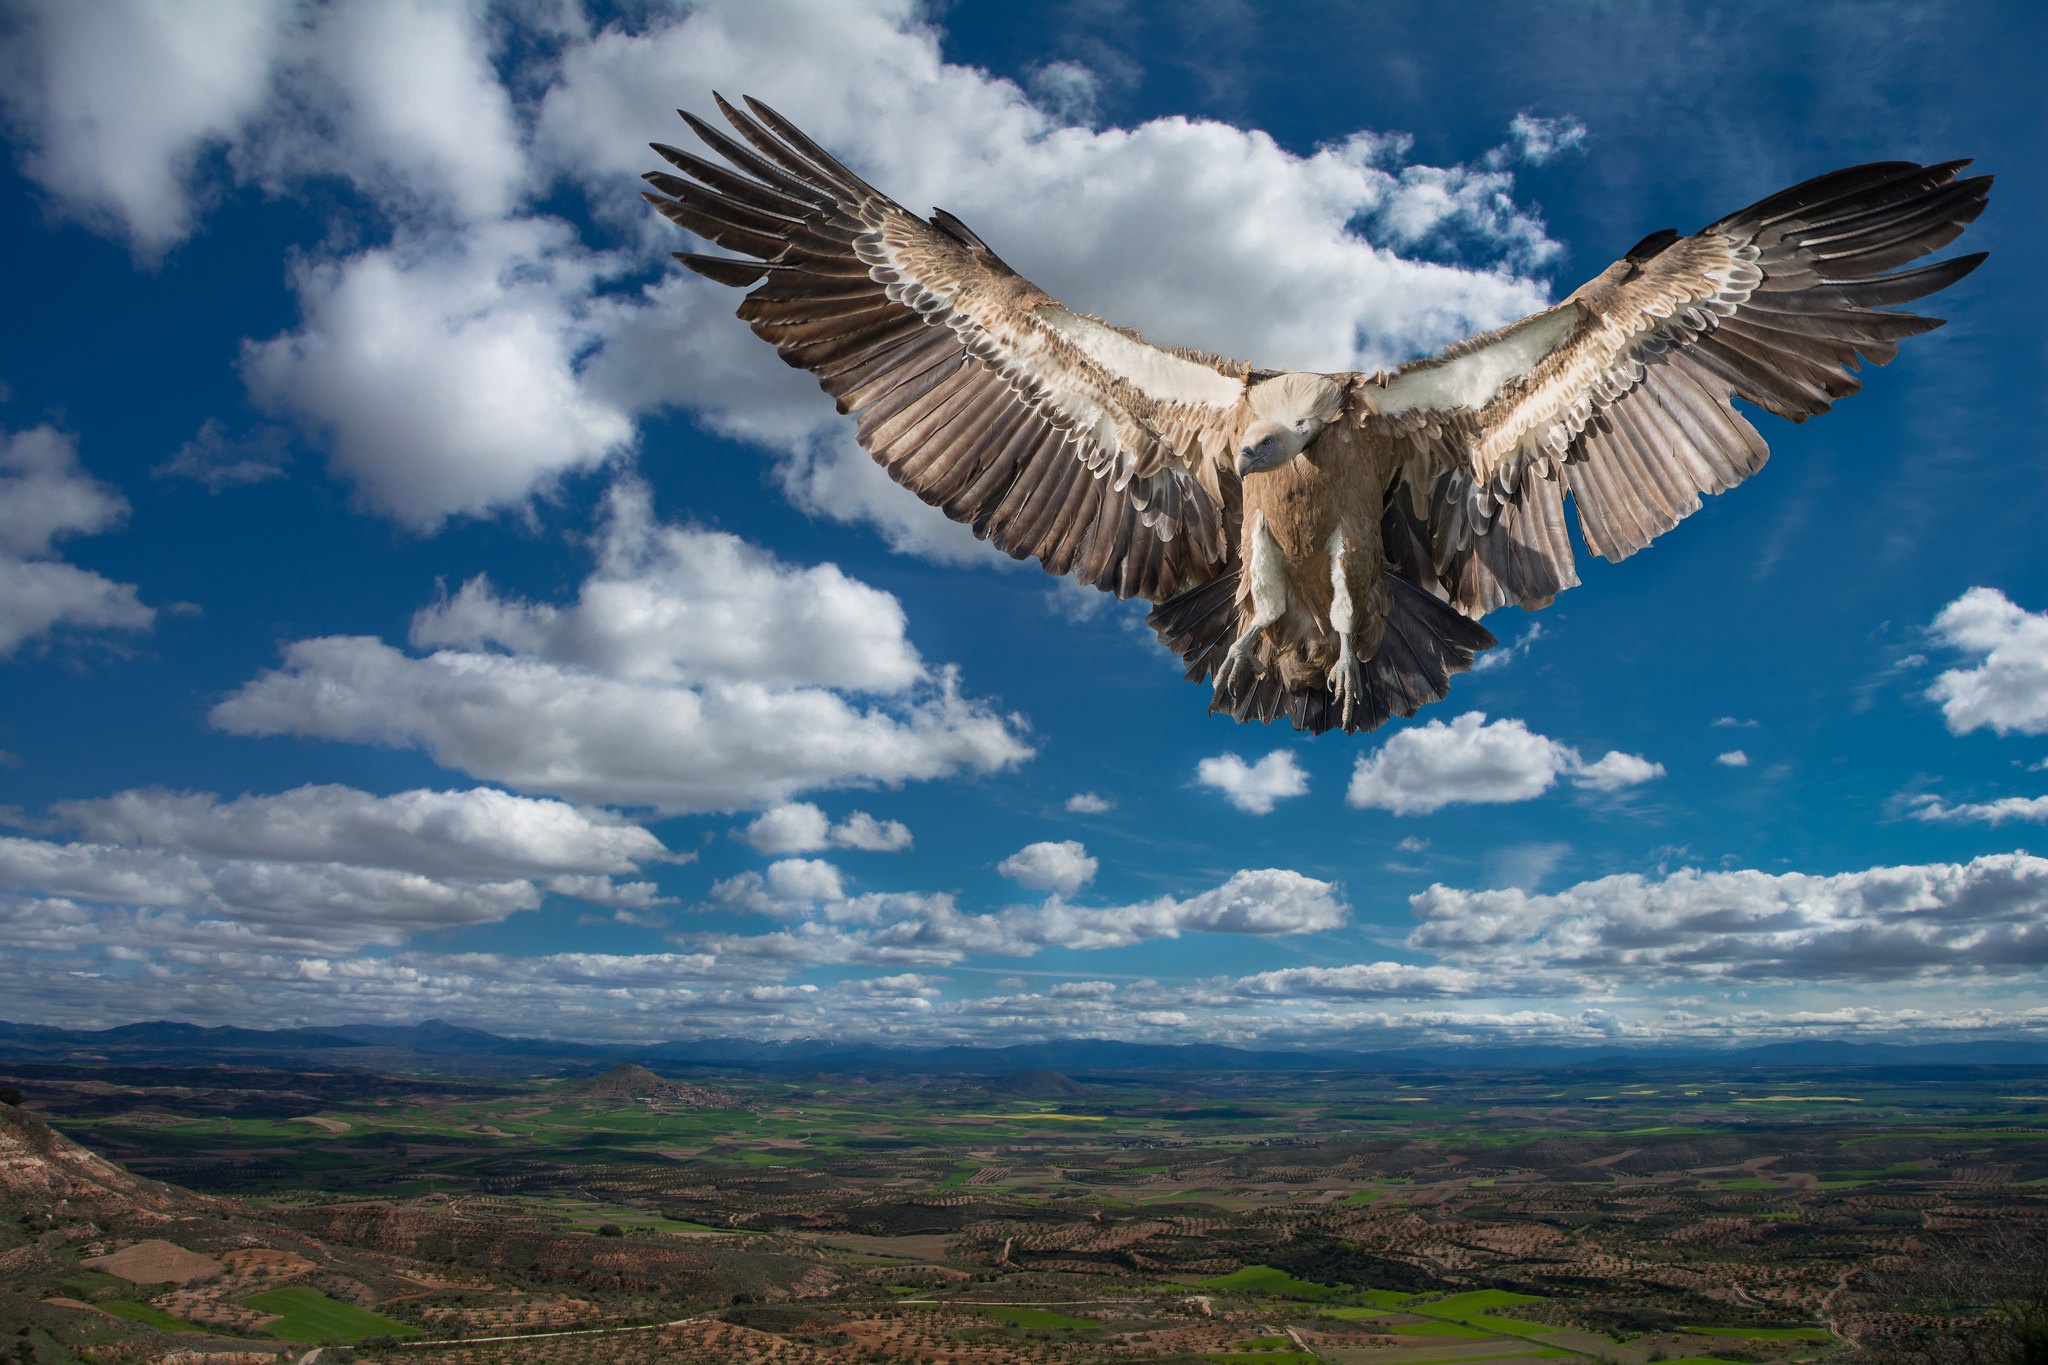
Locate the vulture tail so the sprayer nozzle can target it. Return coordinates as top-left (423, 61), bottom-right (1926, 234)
top-left (1150, 570), bottom-right (1496, 736)
top-left (1342, 575), bottom-right (1498, 735)
top-left (1148, 570), bottom-right (1239, 683)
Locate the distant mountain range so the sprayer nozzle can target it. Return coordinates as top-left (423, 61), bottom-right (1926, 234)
top-left (2, 1017), bottom-right (2045, 1075)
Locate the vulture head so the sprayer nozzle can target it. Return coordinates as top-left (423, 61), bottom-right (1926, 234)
top-left (1236, 372), bottom-right (1345, 477)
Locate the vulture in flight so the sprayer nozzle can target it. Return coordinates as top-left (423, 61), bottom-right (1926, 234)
top-left (644, 96), bottom-right (1990, 734)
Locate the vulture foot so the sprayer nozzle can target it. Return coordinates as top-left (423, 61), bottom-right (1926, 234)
top-left (1329, 642), bottom-right (1365, 732)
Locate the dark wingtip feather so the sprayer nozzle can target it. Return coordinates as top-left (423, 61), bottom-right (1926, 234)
top-left (674, 251), bottom-right (769, 287)
top-left (1625, 228), bottom-right (1680, 263)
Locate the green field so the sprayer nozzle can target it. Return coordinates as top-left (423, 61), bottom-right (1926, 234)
top-left (984, 1305), bottom-right (1100, 1330)
top-left (98, 1301), bottom-right (204, 1333)
top-left (1392, 1321), bottom-right (1500, 1337)
top-left (1467, 1314), bottom-right (1559, 1334)
top-left (1202, 1264), bottom-right (1351, 1301)
top-left (240, 1287), bottom-right (421, 1343)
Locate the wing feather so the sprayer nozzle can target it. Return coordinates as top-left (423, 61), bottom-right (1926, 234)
top-left (1370, 159), bottom-right (1988, 611)
top-left (644, 95), bottom-right (1255, 601)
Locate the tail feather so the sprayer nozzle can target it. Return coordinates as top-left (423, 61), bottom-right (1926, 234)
top-left (1148, 570), bottom-right (1239, 683)
top-left (1151, 568), bottom-right (1496, 736)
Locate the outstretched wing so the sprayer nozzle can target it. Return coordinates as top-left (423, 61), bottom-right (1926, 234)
top-left (1367, 160), bottom-right (1990, 617)
top-left (644, 95), bottom-right (1254, 602)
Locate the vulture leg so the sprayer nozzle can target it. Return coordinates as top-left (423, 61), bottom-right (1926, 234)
top-left (1214, 514), bottom-right (1288, 700)
top-left (1326, 528), bottom-right (1365, 731)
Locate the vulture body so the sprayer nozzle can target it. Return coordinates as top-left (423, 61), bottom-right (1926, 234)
top-left (645, 96), bottom-right (1990, 734)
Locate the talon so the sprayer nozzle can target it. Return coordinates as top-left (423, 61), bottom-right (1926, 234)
top-left (1216, 646), bottom-right (1262, 696)
top-left (1329, 650), bottom-right (1364, 730)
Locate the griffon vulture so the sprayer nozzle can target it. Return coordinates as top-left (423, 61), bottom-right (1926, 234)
top-left (644, 95), bottom-right (1989, 734)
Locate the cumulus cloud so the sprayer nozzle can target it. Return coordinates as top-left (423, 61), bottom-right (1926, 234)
top-left (243, 219), bottom-right (637, 528)
top-left (6, 0), bottom-right (1566, 531)
top-left (998, 841), bottom-right (1098, 895)
top-left (209, 486), bottom-right (1029, 810)
top-left (738, 803), bottom-right (831, 855)
top-left (0, 425), bottom-right (154, 655)
top-left (1927, 588), bottom-right (2048, 736)
top-left (738, 803), bottom-right (913, 854)
top-left (832, 811), bottom-right (913, 852)
top-left (1409, 854), bottom-right (2048, 984)
top-left (54, 784), bottom-right (668, 879)
top-left (712, 858), bottom-right (848, 914)
top-left (1065, 792), bottom-right (1113, 814)
top-left (0, 0), bottom-right (296, 255)
top-left (1197, 751), bottom-right (1309, 815)
top-left (1346, 713), bottom-right (1662, 815)
top-left (1573, 750), bottom-right (1667, 792)
top-left (1909, 794), bottom-right (2048, 826)
top-left (1716, 750), bottom-right (1751, 768)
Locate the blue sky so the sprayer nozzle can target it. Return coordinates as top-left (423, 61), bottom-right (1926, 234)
top-left (0, 0), bottom-right (2043, 1049)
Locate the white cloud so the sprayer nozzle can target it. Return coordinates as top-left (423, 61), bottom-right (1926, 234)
top-left (416, 486), bottom-right (923, 692)
top-left (740, 803), bottom-right (913, 854)
top-left (247, 0), bottom-right (526, 224)
top-left (1712, 716), bottom-right (1759, 729)
top-left (0, 425), bottom-right (153, 655)
top-left (1004, 868), bottom-right (1349, 952)
top-left (209, 486), bottom-right (1030, 811)
top-left (1196, 751), bottom-right (1309, 815)
top-left (54, 784), bottom-right (667, 879)
top-left (1909, 794), bottom-right (2048, 826)
top-left (1065, 792), bottom-right (1113, 814)
top-left (0, 0), bottom-right (296, 255)
top-left (1231, 961), bottom-right (1482, 998)
top-left (998, 841), bottom-right (1098, 895)
top-left (242, 218), bottom-right (636, 528)
top-left (690, 865), bottom-right (1345, 963)
top-left (762, 859), bottom-right (845, 909)
top-left (739, 803), bottom-right (832, 855)
top-left (1573, 750), bottom-right (1667, 792)
top-left (1395, 836), bottom-right (1429, 854)
top-left (1716, 750), bottom-right (1751, 768)
top-left (1927, 588), bottom-right (2048, 736)
top-left (831, 811), bottom-right (913, 852)
top-left (1409, 854), bottom-right (2048, 984)
top-left (1472, 620), bottom-right (1544, 672)
top-left (1346, 713), bottom-right (1661, 815)
top-left (0, 781), bottom-right (682, 957)
top-left (1491, 113), bottom-right (1589, 168)
top-left (0, 842), bottom-right (538, 955)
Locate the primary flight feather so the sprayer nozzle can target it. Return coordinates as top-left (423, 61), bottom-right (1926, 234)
top-left (645, 95), bottom-right (1989, 734)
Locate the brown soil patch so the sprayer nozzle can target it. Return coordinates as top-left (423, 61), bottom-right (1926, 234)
top-left (86, 1239), bottom-right (223, 1284)
top-left (221, 1247), bottom-right (315, 1276)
